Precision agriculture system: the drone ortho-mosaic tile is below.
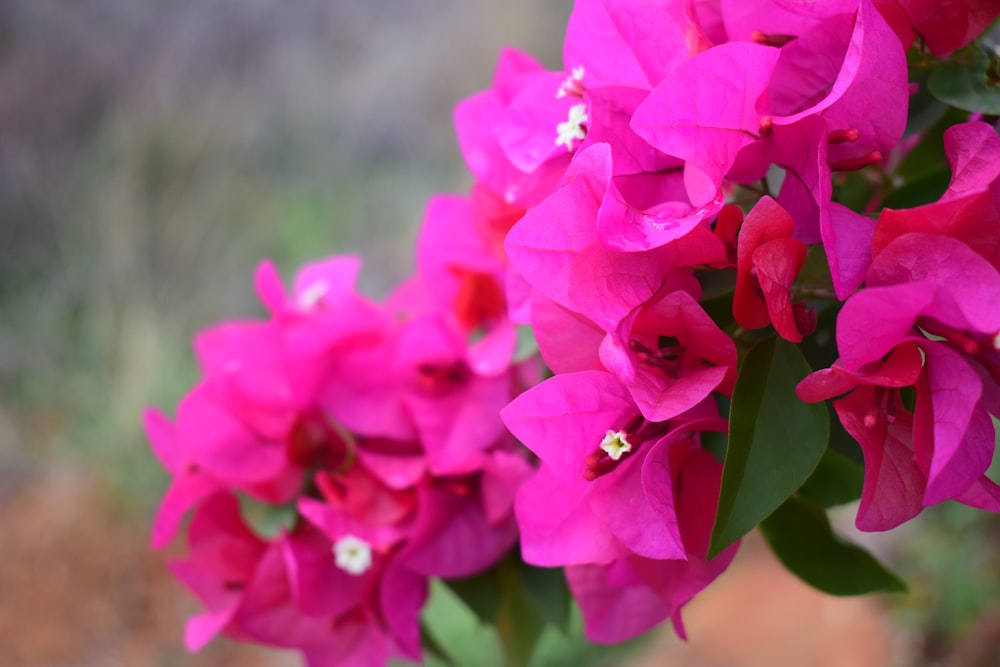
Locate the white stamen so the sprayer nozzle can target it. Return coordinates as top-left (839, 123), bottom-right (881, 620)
top-left (600, 430), bottom-right (633, 461)
top-left (297, 280), bottom-right (330, 310)
top-left (333, 535), bottom-right (373, 576)
top-left (556, 66), bottom-right (586, 98)
top-left (555, 103), bottom-right (588, 151)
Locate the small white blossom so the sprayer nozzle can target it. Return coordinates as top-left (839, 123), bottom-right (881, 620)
top-left (297, 280), bottom-right (330, 310)
top-left (557, 66), bottom-right (586, 98)
top-left (333, 534), bottom-right (373, 576)
top-left (600, 430), bottom-right (633, 461)
top-left (555, 103), bottom-right (588, 151)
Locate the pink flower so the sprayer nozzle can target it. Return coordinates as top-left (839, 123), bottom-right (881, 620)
top-left (733, 196), bottom-right (813, 342)
top-left (454, 48), bottom-right (578, 208)
top-left (413, 193), bottom-right (518, 374)
top-left (501, 370), bottom-right (737, 641)
top-left (599, 290), bottom-right (737, 422)
top-left (874, 0), bottom-right (1000, 56)
top-left (874, 121), bottom-right (1000, 271)
top-left (632, 0), bottom-right (908, 296)
top-left (150, 242), bottom-right (539, 665)
top-left (505, 143), bottom-right (725, 332)
top-left (799, 232), bottom-right (1000, 529)
top-left (144, 408), bottom-right (220, 548)
top-left (566, 442), bottom-right (735, 642)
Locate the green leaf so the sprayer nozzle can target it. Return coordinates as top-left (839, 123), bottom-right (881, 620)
top-left (237, 494), bottom-right (298, 538)
top-left (797, 446), bottom-right (864, 508)
top-left (795, 245), bottom-right (833, 290)
top-left (444, 567), bottom-right (504, 624)
top-left (495, 573), bottom-right (546, 667)
top-left (420, 624), bottom-right (457, 666)
top-left (896, 106), bottom-right (968, 182)
top-left (832, 170), bottom-right (875, 212)
top-left (701, 394), bottom-right (731, 464)
top-left (697, 268), bottom-right (736, 332)
top-left (879, 170), bottom-right (951, 209)
top-left (421, 580), bottom-right (504, 667)
top-left (761, 495), bottom-right (907, 595)
top-left (514, 325), bottom-right (540, 362)
top-left (444, 554), bottom-right (570, 667)
top-left (709, 337), bottom-right (829, 558)
top-left (518, 562), bottom-right (571, 633)
top-left (700, 288), bottom-right (735, 332)
top-left (904, 70), bottom-right (949, 138)
top-left (527, 606), bottom-right (648, 667)
top-left (927, 48), bottom-right (1000, 115)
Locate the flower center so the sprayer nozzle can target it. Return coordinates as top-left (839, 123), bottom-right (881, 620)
top-left (555, 103), bottom-right (588, 151)
top-left (450, 267), bottom-right (506, 332)
top-left (863, 386), bottom-right (896, 428)
top-left (600, 429), bottom-right (633, 460)
top-left (415, 360), bottom-right (470, 394)
top-left (557, 66), bottom-right (585, 99)
top-left (582, 415), bottom-right (674, 481)
top-left (288, 411), bottom-right (357, 471)
top-left (333, 535), bottom-right (373, 575)
top-left (750, 30), bottom-right (796, 47)
top-left (629, 336), bottom-right (681, 376)
top-left (296, 279), bottom-right (330, 310)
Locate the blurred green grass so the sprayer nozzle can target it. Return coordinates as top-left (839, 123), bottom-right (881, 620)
top-left (0, 0), bottom-right (571, 510)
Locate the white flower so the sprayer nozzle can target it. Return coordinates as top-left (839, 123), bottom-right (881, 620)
top-left (599, 429), bottom-right (633, 461)
top-left (555, 103), bottom-right (588, 151)
top-left (333, 534), bottom-right (373, 575)
top-left (296, 279), bottom-right (330, 311)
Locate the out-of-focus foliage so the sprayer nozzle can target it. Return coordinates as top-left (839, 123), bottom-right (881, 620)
top-left (0, 0), bottom-right (570, 502)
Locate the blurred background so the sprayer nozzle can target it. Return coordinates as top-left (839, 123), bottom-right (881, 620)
top-left (0, 1), bottom-right (997, 665)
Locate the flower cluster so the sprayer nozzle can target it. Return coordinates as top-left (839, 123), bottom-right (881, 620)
top-left (147, 0), bottom-right (1000, 664)
top-left (146, 195), bottom-right (538, 665)
top-left (456, 0), bottom-right (1000, 644)
top-left (797, 121), bottom-right (1000, 530)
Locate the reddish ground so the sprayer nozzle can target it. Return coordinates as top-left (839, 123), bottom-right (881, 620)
top-left (634, 535), bottom-right (908, 667)
top-left (0, 467), bottom-right (292, 667)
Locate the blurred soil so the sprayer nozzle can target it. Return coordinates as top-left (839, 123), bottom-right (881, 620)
top-left (0, 467), bottom-right (292, 667)
top-left (635, 534), bottom-right (905, 667)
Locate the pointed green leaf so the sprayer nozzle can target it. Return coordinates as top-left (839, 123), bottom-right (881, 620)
top-left (927, 48), bottom-right (1000, 115)
top-left (444, 555), bottom-right (570, 667)
top-left (797, 447), bottom-right (864, 508)
top-left (709, 337), bottom-right (828, 557)
top-left (761, 495), bottom-right (907, 595)
top-left (903, 70), bottom-right (948, 138)
top-left (494, 577), bottom-right (546, 667)
top-left (443, 567), bottom-right (504, 624)
top-left (420, 623), bottom-right (457, 666)
top-left (518, 561), bottom-right (571, 633)
top-left (421, 580), bottom-right (503, 667)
